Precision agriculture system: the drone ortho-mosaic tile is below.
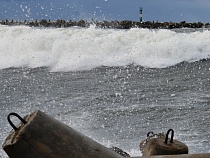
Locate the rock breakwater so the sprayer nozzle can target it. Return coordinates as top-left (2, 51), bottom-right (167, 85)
top-left (1, 19), bottom-right (210, 29)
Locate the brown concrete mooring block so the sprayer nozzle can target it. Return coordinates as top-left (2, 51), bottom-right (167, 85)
top-left (140, 129), bottom-right (188, 156)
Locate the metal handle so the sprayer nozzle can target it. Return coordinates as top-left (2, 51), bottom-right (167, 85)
top-left (7, 113), bottom-right (27, 131)
top-left (147, 131), bottom-right (154, 137)
top-left (165, 129), bottom-right (174, 144)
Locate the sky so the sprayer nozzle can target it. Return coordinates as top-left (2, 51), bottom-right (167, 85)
top-left (0, 0), bottom-right (210, 22)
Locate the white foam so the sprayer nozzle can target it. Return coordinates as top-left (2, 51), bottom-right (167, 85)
top-left (1, 25), bottom-right (210, 71)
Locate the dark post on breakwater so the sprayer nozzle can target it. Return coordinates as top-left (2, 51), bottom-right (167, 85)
top-left (0, 19), bottom-right (210, 29)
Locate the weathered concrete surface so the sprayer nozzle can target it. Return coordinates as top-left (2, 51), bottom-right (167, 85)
top-left (131, 153), bottom-right (210, 158)
top-left (3, 110), bottom-right (124, 158)
top-left (140, 138), bottom-right (188, 156)
top-left (140, 130), bottom-right (188, 156)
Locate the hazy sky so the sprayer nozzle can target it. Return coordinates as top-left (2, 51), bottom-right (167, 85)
top-left (0, 0), bottom-right (210, 22)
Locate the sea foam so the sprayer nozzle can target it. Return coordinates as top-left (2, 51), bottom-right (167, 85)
top-left (0, 25), bottom-right (210, 71)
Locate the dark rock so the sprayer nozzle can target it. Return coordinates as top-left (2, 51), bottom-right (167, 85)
top-left (39, 19), bottom-right (48, 27)
top-left (77, 19), bottom-right (86, 27)
top-left (119, 20), bottom-right (134, 29)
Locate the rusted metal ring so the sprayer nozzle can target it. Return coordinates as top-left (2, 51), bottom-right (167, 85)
top-left (165, 129), bottom-right (174, 144)
top-left (147, 131), bottom-right (154, 137)
top-left (7, 113), bottom-right (27, 131)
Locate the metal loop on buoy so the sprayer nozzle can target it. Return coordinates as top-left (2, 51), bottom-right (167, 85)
top-left (147, 131), bottom-right (154, 137)
top-left (164, 129), bottom-right (174, 144)
top-left (7, 113), bottom-right (27, 131)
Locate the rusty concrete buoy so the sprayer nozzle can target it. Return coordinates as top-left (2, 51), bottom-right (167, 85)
top-left (3, 111), bottom-right (124, 158)
top-left (139, 129), bottom-right (188, 156)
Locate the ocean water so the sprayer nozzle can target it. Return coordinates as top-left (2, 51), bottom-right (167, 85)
top-left (0, 25), bottom-right (210, 157)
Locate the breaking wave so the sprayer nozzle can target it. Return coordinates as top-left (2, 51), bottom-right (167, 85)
top-left (0, 25), bottom-right (210, 71)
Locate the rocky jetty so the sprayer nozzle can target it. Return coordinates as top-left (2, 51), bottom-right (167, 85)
top-left (1, 19), bottom-right (210, 29)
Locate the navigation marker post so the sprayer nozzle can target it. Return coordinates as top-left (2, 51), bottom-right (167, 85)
top-left (139, 7), bottom-right (143, 23)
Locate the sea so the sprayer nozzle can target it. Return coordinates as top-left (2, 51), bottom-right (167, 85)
top-left (0, 25), bottom-right (210, 157)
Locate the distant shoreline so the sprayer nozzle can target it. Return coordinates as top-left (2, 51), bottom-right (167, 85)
top-left (1, 19), bottom-right (210, 29)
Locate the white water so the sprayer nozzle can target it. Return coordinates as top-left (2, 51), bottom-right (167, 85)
top-left (1, 25), bottom-right (210, 157)
top-left (1, 25), bottom-right (210, 71)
